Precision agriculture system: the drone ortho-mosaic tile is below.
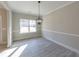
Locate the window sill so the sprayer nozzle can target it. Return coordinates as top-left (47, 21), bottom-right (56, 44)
top-left (20, 32), bottom-right (37, 34)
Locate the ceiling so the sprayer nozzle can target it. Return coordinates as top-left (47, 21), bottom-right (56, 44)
top-left (6, 1), bottom-right (73, 16)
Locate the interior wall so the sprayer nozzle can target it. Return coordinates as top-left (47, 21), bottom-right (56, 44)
top-left (42, 2), bottom-right (79, 53)
top-left (12, 12), bottom-right (42, 41)
top-left (0, 8), bottom-right (7, 44)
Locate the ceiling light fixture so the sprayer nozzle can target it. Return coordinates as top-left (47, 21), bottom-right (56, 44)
top-left (37, 1), bottom-right (42, 24)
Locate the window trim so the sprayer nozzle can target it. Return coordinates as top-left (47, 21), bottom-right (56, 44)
top-left (20, 19), bottom-right (37, 34)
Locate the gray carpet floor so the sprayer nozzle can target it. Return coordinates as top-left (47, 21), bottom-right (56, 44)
top-left (10, 38), bottom-right (78, 57)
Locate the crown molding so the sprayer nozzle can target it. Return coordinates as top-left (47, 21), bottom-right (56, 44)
top-left (0, 2), bottom-right (11, 11)
top-left (43, 1), bottom-right (76, 17)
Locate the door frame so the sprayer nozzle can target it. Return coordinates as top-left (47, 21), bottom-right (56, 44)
top-left (0, 16), bottom-right (2, 44)
top-left (7, 11), bottom-right (12, 47)
top-left (0, 2), bottom-right (12, 47)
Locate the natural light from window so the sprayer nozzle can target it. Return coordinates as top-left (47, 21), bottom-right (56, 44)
top-left (11, 44), bottom-right (28, 57)
top-left (0, 47), bottom-right (18, 57)
top-left (0, 44), bottom-right (28, 57)
top-left (20, 19), bottom-right (36, 33)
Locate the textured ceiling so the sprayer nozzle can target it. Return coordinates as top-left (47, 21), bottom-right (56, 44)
top-left (6, 1), bottom-right (73, 16)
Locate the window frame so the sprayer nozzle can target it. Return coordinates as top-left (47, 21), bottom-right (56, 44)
top-left (20, 19), bottom-right (37, 34)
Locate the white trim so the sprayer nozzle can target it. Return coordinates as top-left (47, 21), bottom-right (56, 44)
top-left (44, 37), bottom-right (79, 55)
top-left (0, 2), bottom-right (10, 11)
top-left (42, 29), bottom-right (79, 54)
top-left (0, 16), bottom-right (2, 44)
top-left (7, 11), bottom-right (12, 47)
top-left (42, 29), bottom-right (79, 37)
top-left (43, 1), bottom-right (76, 17)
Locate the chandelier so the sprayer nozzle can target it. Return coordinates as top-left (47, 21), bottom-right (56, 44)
top-left (37, 1), bottom-right (42, 24)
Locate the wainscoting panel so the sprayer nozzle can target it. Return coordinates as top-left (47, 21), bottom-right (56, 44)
top-left (42, 30), bottom-right (79, 55)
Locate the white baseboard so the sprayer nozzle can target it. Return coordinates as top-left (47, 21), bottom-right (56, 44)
top-left (43, 36), bottom-right (79, 55)
top-left (42, 29), bottom-right (79, 54)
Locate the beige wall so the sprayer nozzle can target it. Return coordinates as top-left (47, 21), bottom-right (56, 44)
top-left (43, 2), bottom-right (79, 35)
top-left (0, 8), bottom-right (7, 44)
top-left (12, 12), bottom-right (42, 41)
top-left (42, 2), bottom-right (79, 53)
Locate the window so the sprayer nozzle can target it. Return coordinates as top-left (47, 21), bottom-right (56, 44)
top-left (20, 19), bottom-right (36, 33)
top-left (30, 20), bottom-right (36, 32)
